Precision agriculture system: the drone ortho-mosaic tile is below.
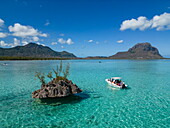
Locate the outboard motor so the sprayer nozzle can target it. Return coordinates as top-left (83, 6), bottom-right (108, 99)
top-left (122, 84), bottom-right (126, 89)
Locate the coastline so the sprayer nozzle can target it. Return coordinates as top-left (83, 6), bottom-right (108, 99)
top-left (0, 56), bottom-right (169, 61)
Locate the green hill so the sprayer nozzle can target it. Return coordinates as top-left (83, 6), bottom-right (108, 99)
top-left (0, 43), bottom-right (76, 58)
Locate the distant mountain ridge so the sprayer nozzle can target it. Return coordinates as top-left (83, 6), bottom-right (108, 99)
top-left (0, 43), bottom-right (76, 58)
top-left (109, 43), bottom-right (163, 59)
top-left (0, 42), bottom-right (164, 59)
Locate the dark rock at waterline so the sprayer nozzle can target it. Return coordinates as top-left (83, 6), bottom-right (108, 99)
top-left (32, 78), bottom-right (82, 98)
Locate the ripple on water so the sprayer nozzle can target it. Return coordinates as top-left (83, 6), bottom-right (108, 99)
top-left (0, 60), bottom-right (170, 128)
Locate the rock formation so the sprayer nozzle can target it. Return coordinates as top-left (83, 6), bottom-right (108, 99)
top-left (32, 78), bottom-right (82, 99)
top-left (109, 42), bottom-right (163, 59)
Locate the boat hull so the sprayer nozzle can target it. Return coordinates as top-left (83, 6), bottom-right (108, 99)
top-left (105, 79), bottom-right (128, 89)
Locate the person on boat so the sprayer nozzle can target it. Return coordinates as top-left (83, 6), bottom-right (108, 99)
top-left (120, 81), bottom-right (123, 86)
top-left (116, 80), bottom-right (121, 86)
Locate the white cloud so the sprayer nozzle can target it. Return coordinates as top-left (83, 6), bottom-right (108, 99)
top-left (117, 40), bottom-right (124, 43)
top-left (32, 36), bottom-right (39, 41)
top-left (58, 38), bottom-right (74, 45)
top-left (120, 12), bottom-right (170, 31)
top-left (13, 38), bottom-right (20, 46)
top-left (61, 46), bottom-right (64, 49)
top-left (18, 36), bottom-right (40, 46)
top-left (0, 32), bottom-right (7, 38)
top-left (37, 42), bottom-right (45, 46)
top-left (88, 40), bottom-right (93, 43)
top-left (51, 42), bottom-right (57, 45)
top-left (120, 16), bottom-right (151, 31)
top-left (87, 40), bottom-right (100, 44)
top-left (44, 20), bottom-right (50, 26)
top-left (8, 23), bottom-right (47, 37)
top-left (41, 44), bottom-right (45, 46)
top-left (0, 19), bottom-right (4, 27)
top-left (0, 40), bottom-right (16, 47)
top-left (22, 40), bottom-right (29, 45)
top-left (151, 13), bottom-right (170, 30)
top-left (39, 33), bottom-right (47, 37)
top-left (0, 40), bottom-right (8, 46)
top-left (58, 38), bottom-right (66, 44)
top-left (66, 38), bottom-right (74, 45)
top-left (0, 38), bottom-right (21, 47)
top-left (39, 31), bottom-right (47, 37)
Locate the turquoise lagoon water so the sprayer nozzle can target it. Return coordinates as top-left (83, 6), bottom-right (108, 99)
top-left (0, 60), bottom-right (170, 128)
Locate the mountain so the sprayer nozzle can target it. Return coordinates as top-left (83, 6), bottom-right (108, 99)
top-left (109, 43), bottom-right (163, 59)
top-left (0, 43), bottom-right (76, 58)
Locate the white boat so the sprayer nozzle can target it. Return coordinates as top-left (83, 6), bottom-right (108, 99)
top-left (105, 77), bottom-right (128, 89)
top-left (2, 63), bottom-right (8, 66)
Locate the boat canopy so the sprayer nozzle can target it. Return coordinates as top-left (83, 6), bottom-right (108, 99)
top-left (111, 77), bottom-right (122, 80)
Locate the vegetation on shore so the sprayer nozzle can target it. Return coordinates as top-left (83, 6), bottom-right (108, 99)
top-left (0, 56), bottom-right (169, 61)
top-left (0, 56), bottom-right (70, 60)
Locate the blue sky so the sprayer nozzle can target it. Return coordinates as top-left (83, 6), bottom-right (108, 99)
top-left (0, 0), bottom-right (170, 57)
